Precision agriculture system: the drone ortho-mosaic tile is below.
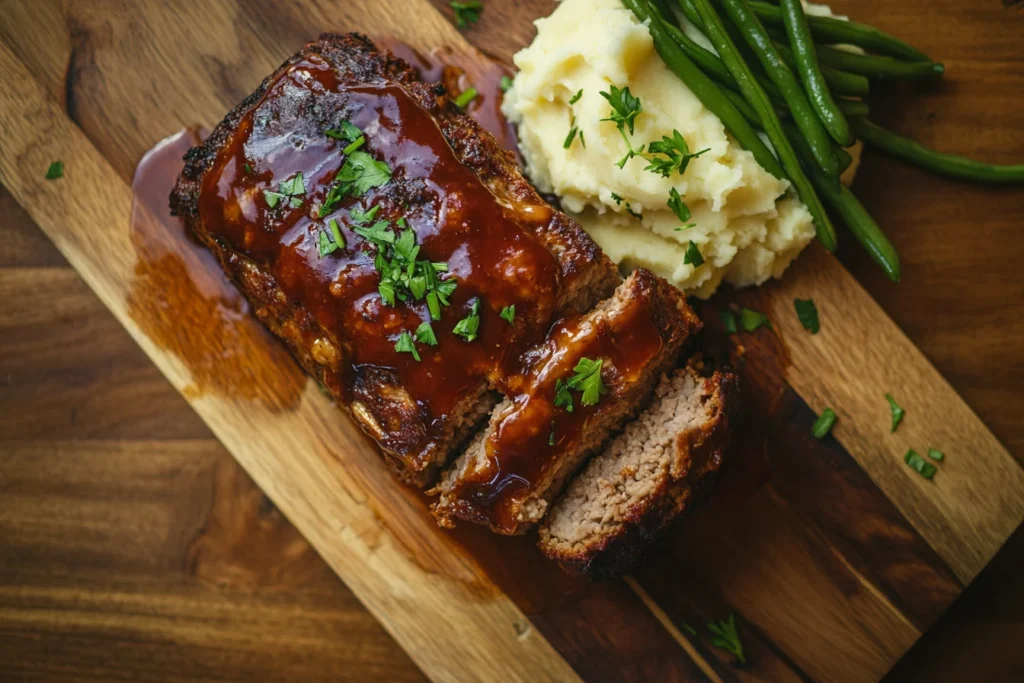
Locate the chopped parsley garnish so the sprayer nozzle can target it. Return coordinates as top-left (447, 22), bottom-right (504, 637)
top-left (453, 87), bottom-right (479, 109)
top-left (600, 85), bottom-right (645, 168)
top-left (885, 393), bottom-right (905, 433)
top-left (563, 124), bottom-right (580, 149)
top-left (499, 75), bottom-right (513, 92)
top-left (263, 171), bottom-right (306, 209)
top-left (353, 220), bottom-right (396, 247)
top-left (500, 305), bottom-right (516, 324)
top-left (812, 408), bottom-right (837, 439)
top-left (317, 218), bottom-right (346, 258)
top-left (336, 151), bottom-right (392, 197)
top-left (610, 193), bottom-right (642, 220)
top-left (683, 240), bottom-right (704, 267)
top-left (394, 330), bottom-right (421, 362)
top-left (565, 357), bottom-right (608, 407)
top-left (795, 298), bottom-right (820, 334)
top-left (905, 449), bottom-right (936, 480)
top-left (45, 161), bottom-right (64, 180)
top-left (707, 613), bottom-right (746, 664)
top-left (415, 321), bottom-right (438, 346)
top-left (927, 448), bottom-right (945, 462)
top-left (553, 379), bottom-right (574, 413)
top-left (452, 298), bottom-right (481, 342)
top-left (739, 307), bottom-right (771, 333)
top-left (349, 204), bottom-right (380, 225)
top-left (564, 90), bottom-right (585, 150)
top-left (644, 130), bottom-right (708, 178)
top-left (450, 0), bottom-right (482, 29)
top-left (667, 188), bottom-right (691, 223)
top-left (569, 89), bottom-right (584, 105)
top-left (325, 121), bottom-right (363, 142)
top-left (720, 310), bottom-right (738, 335)
top-left (343, 136), bottom-right (366, 155)
top-left (244, 162), bottom-right (254, 175)
top-left (548, 422), bottom-right (556, 446)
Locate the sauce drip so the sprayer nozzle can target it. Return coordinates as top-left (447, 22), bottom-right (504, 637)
top-left (196, 53), bottom-right (560, 462)
top-left (448, 293), bottom-right (666, 532)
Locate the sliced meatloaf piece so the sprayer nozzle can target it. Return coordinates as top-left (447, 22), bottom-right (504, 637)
top-left (538, 366), bottom-right (738, 577)
top-left (431, 269), bottom-right (701, 534)
top-left (170, 33), bottom-right (618, 487)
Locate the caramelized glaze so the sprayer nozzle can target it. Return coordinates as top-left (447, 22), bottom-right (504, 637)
top-left (196, 53), bottom-right (560, 455)
top-left (448, 295), bottom-right (666, 532)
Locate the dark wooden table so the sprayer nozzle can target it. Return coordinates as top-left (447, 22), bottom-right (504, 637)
top-left (1, 0), bottom-right (1022, 680)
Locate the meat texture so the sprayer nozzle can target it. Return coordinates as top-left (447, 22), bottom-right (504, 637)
top-left (538, 366), bottom-right (738, 577)
top-left (170, 33), bottom-right (618, 487)
top-left (431, 269), bottom-right (702, 534)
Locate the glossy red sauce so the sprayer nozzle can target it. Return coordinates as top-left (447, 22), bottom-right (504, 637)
top-left (196, 53), bottom-right (560, 456)
top-left (447, 294), bottom-right (666, 533)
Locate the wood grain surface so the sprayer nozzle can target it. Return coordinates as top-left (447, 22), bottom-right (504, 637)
top-left (1, 0), bottom-right (1022, 681)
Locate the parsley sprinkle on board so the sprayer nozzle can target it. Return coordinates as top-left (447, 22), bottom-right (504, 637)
top-left (812, 408), bottom-right (837, 439)
top-left (706, 613), bottom-right (746, 665)
top-left (452, 298), bottom-right (481, 342)
top-left (683, 241), bottom-right (704, 267)
top-left (394, 330), bottom-right (421, 362)
top-left (927, 448), bottom-right (945, 462)
top-left (45, 161), bottom-right (64, 180)
top-left (739, 307), bottom-right (771, 333)
top-left (886, 393), bottom-right (905, 432)
top-left (905, 449), bottom-right (937, 479)
top-left (263, 171), bottom-right (306, 209)
top-left (795, 298), bottom-right (820, 334)
top-left (499, 305), bottom-right (516, 324)
top-left (453, 87), bottom-right (478, 109)
top-left (450, 0), bottom-right (482, 29)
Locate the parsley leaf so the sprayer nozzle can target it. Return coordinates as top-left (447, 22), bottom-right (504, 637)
top-left (905, 449), bottom-right (936, 479)
top-left (739, 308), bottom-right (771, 333)
top-left (553, 379), bottom-right (574, 413)
top-left (795, 298), bottom-right (820, 334)
top-left (415, 321), bottom-right (438, 346)
top-left (353, 220), bottom-right (395, 248)
top-left (599, 85), bottom-right (642, 135)
top-left (667, 188), bottom-right (691, 223)
top-left (706, 614), bottom-right (746, 664)
top-left (349, 205), bottom-right (380, 225)
top-left (563, 124), bottom-right (580, 150)
top-left (325, 121), bottom-right (363, 142)
top-left (683, 240), bottom-right (704, 267)
top-left (886, 394), bottom-right (905, 433)
top-left (566, 357), bottom-right (608, 407)
top-left (45, 161), bottom-right (64, 180)
top-left (453, 87), bottom-right (478, 109)
top-left (394, 330), bottom-right (421, 362)
top-left (645, 130), bottom-right (708, 178)
top-left (569, 89), bottom-right (584, 105)
top-left (927, 448), bottom-right (945, 462)
top-left (452, 298), bottom-right (481, 342)
top-left (337, 151), bottom-right (391, 197)
top-left (499, 75), bottom-right (513, 92)
top-left (317, 231), bottom-right (338, 258)
top-left (450, 0), bottom-right (482, 29)
top-left (317, 218), bottom-right (346, 258)
top-left (499, 305), bottom-right (516, 324)
top-left (720, 310), bottom-right (738, 335)
top-left (812, 408), bottom-right (837, 439)
top-left (264, 171), bottom-right (306, 209)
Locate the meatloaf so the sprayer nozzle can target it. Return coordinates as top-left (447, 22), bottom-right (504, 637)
top-left (431, 269), bottom-right (702, 534)
top-left (170, 33), bottom-right (618, 486)
top-left (538, 366), bottom-right (738, 577)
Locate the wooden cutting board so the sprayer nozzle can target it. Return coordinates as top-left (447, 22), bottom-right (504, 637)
top-left (0, 0), bottom-right (1021, 681)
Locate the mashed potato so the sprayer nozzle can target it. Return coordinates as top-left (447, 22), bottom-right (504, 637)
top-left (502, 0), bottom-right (841, 298)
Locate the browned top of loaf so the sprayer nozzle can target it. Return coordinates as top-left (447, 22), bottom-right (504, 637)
top-left (170, 33), bottom-right (616, 484)
top-left (432, 269), bottom-right (701, 533)
top-left (539, 367), bottom-right (737, 576)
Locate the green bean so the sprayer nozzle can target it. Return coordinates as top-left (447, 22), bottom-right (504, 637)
top-left (623, 0), bottom-right (787, 180)
top-left (837, 98), bottom-right (869, 119)
top-left (687, 0), bottom-right (837, 249)
top-left (784, 123), bottom-right (901, 282)
top-left (769, 38), bottom-right (870, 97)
top-left (778, 0), bottom-right (852, 146)
top-left (833, 145), bottom-right (853, 173)
top-left (718, 0), bottom-right (839, 180)
top-left (816, 45), bottom-right (944, 80)
top-left (747, 1), bottom-right (930, 62)
top-left (857, 120), bottom-right (1024, 184)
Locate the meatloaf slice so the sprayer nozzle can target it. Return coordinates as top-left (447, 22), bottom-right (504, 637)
top-left (170, 33), bottom-right (618, 487)
top-left (431, 269), bottom-right (701, 534)
top-left (538, 366), bottom-right (738, 577)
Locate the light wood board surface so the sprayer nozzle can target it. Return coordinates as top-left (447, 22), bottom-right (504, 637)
top-left (1, 0), bottom-right (1022, 681)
